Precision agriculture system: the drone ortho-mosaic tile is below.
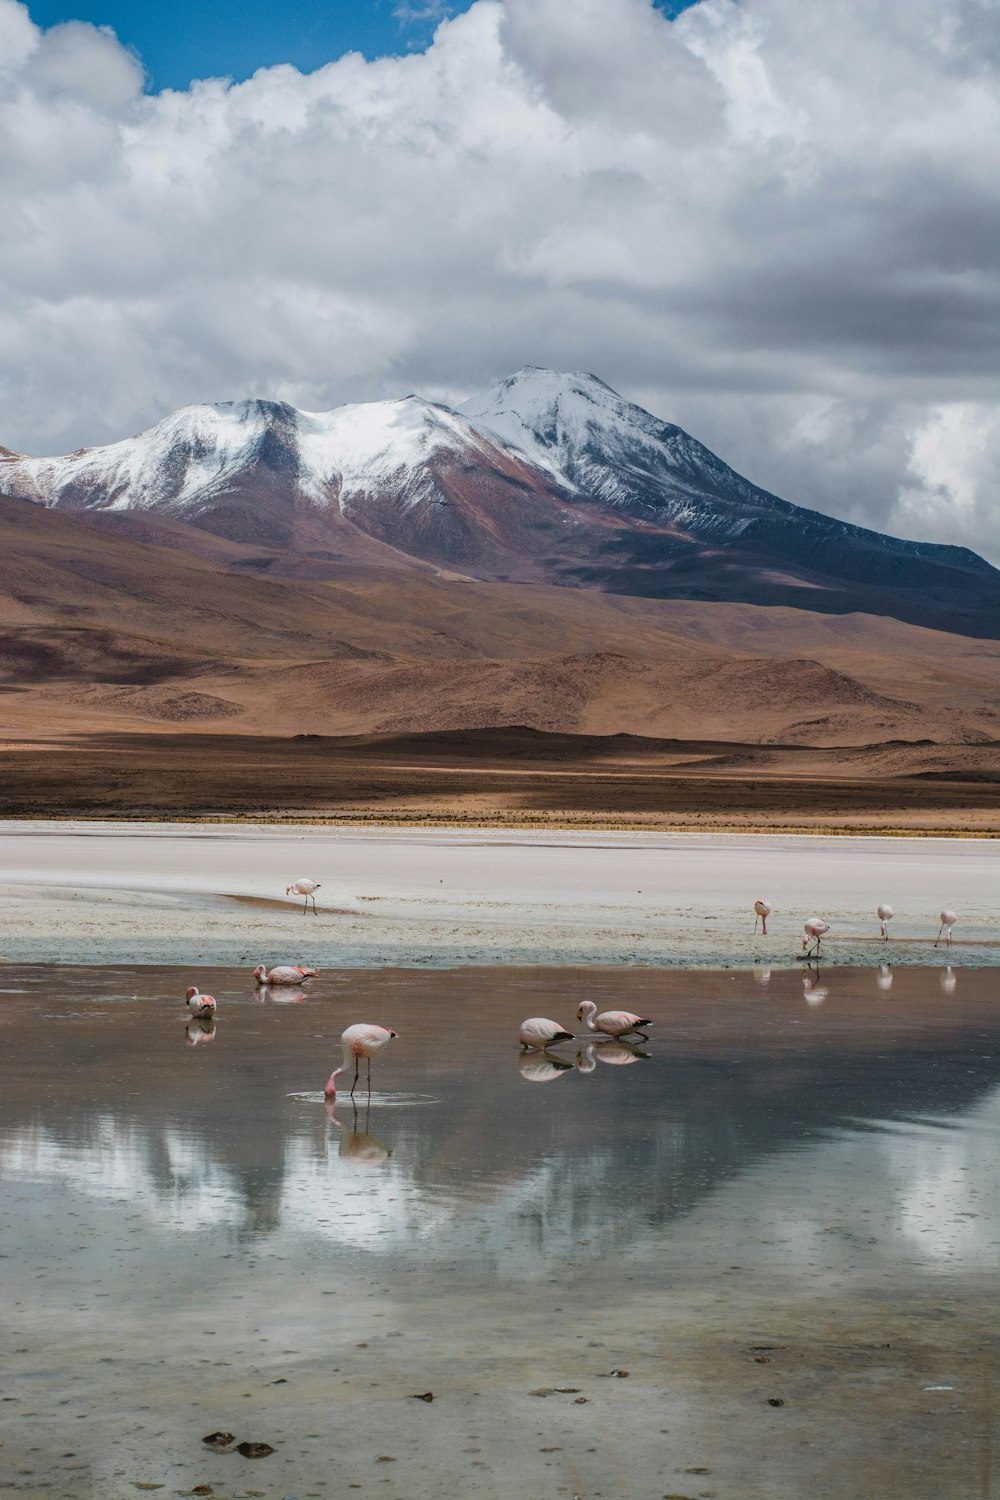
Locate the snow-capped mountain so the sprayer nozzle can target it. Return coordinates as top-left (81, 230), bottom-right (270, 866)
top-left (2, 370), bottom-right (998, 636)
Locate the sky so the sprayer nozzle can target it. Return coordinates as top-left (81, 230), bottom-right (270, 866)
top-left (1, 0), bottom-right (998, 561)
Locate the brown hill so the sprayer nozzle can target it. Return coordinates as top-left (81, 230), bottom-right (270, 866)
top-left (2, 493), bottom-right (999, 825)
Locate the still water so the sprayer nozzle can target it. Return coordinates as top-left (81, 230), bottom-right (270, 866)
top-left (1, 965), bottom-right (998, 1500)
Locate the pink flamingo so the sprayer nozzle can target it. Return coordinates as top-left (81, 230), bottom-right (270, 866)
top-left (518, 1017), bottom-right (574, 1051)
top-left (878, 903), bottom-right (893, 941)
top-left (576, 1001), bottom-right (652, 1041)
top-left (185, 986), bottom-right (217, 1018)
top-left (753, 898), bottom-right (772, 935)
top-left (935, 909), bottom-right (957, 947)
top-left (253, 964), bottom-right (319, 986)
top-left (324, 1024), bottom-right (397, 1099)
top-left (287, 878), bottom-right (321, 914)
top-left (802, 916), bottom-right (830, 959)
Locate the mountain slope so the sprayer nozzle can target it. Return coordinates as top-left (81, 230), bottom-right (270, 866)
top-left (2, 371), bottom-right (999, 636)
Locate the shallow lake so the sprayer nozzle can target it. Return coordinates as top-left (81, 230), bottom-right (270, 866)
top-left (1, 964), bottom-right (998, 1499)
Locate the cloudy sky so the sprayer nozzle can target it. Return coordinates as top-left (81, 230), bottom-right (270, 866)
top-left (1, 0), bottom-right (998, 559)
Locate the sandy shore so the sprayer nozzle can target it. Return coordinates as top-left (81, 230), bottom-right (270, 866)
top-left (0, 820), bottom-right (995, 967)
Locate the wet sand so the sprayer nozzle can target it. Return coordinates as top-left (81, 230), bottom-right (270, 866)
top-left (1, 965), bottom-right (998, 1499)
top-left (0, 821), bottom-right (996, 967)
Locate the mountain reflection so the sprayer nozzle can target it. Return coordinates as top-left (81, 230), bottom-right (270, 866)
top-left (1, 966), bottom-right (998, 1282)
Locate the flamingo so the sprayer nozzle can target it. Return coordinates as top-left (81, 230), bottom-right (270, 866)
top-left (935, 909), bottom-right (957, 947)
top-left (287, 878), bottom-right (321, 915)
top-left (877, 903), bottom-right (893, 941)
top-left (253, 964), bottom-right (319, 986)
top-left (753, 898), bottom-right (772, 935)
top-left (324, 1024), bottom-right (397, 1099)
top-left (576, 1001), bottom-right (652, 1042)
top-left (518, 1017), bottom-right (575, 1052)
top-left (185, 986), bottom-right (217, 1018)
top-left (802, 916), bottom-right (830, 959)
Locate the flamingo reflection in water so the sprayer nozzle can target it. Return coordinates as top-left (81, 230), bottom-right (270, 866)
top-left (941, 966), bottom-right (957, 994)
top-left (519, 1053), bottom-right (575, 1084)
top-left (802, 970), bottom-right (829, 1005)
top-left (576, 1040), bottom-right (650, 1072)
top-left (257, 987), bottom-right (307, 1005)
top-left (325, 1099), bottom-right (391, 1166)
top-left (185, 1018), bottom-right (216, 1046)
top-left (876, 964), bottom-right (894, 991)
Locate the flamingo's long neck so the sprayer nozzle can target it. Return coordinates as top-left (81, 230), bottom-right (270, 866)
top-left (582, 1004), bottom-right (597, 1032)
top-left (324, 1065), bottom-right (343, 1099)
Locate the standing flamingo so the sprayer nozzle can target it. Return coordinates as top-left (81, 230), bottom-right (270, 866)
top-left (877, 903), bottom-right (893, 941)
top-left (518, 1017), bottom-right (575, 1052)
top-left (324, 1024), bottom-right (397, 1099)
top-left (802, 916), bottom-right (830, 959)
top-left (287, 878), bottom-right (321, 914)
top-left (253, 964), bottom-right (319, 986)
top-left (576, 1001), bottom-right (652, 1042)
top-left (935, 909), bottom-right (957, 947)
top-left (185, 986), bottom-right (217, 1018)
top-left (753, 899), bottom-right (772, 935)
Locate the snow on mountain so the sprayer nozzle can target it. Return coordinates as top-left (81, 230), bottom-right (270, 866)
top-left (2, 368), bottom-right (998, 636)
top-left (461, 366), bottom-right (786, 534)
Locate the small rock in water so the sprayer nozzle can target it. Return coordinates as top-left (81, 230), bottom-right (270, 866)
top-left (410, 1392), bottom-right (434, 1402)
top-left (604, 1369), bottom-right (629, 1378)
top-left (767, 1398), bottom-right (785, 1407)
top-left (553, 1386), bottom-right (580, 1394)
top-left (202, 1432), bottom-right (235, 1448)
top-left (574, 1397), bottom-right (588, 1404)
top-left (236, 1442), bottom-right (275, 1459)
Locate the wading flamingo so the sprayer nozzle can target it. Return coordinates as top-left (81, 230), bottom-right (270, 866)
top-left (576, 1001), bottom-right (652, 1042)
top-left (185, 986), bottom-right (217, 1018)
top-left (287, 878), bottom-right (321, 914)
top-left (754, 899), bottom-right (772, 935)
top-left (253, 964), bottom-right (319, 986)
top-left (935, 909), bottom-right (957, 947)
top-left (518, 1017), bottom-right (575, 1052)
top-left (878, 903), bottom-right (893, 940)
top-left (802, 916), bottom-right (830, 959)
top-left (325, 1024), bottom-right (397, 1099)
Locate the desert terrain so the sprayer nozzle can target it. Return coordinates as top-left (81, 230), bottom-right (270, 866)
top-left (1, 495), bottom-right (999, 829)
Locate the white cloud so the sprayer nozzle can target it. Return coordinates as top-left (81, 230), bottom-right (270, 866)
top-left (0, 0), bottom-right (998, 559)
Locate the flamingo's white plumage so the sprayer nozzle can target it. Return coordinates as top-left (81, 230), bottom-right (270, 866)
top-left (324, 1023), bottom-right (397, 1099)
top-left (576, 1002), bottom-right (651, 1041)
top-left (802, 916), bottom-right (830, 958)
top-left (253, 964), bottom-right (319, 986)
top-left (877, 903), bottom-right (893, 940)
top-left (935, 909), bottom-right (957, 947)
top-left (518, 1017), bottom-right (574, 1051)
top-left (753, 898), bottom-right (772, 935)
top-left (287, 878), bottom-right (321, 914)
top-left (185, 986), bottom-right (217, 1018)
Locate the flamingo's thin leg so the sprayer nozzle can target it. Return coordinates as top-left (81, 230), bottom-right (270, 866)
top-left (350, 1057), bottom-right (359, 1097)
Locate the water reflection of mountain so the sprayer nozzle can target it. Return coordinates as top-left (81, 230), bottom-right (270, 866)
top-left (3, 1017), bottom-right (999, 1273)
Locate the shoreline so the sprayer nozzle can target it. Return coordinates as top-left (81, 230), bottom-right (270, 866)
top-left (0, 821), bottom-right (995, 968)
